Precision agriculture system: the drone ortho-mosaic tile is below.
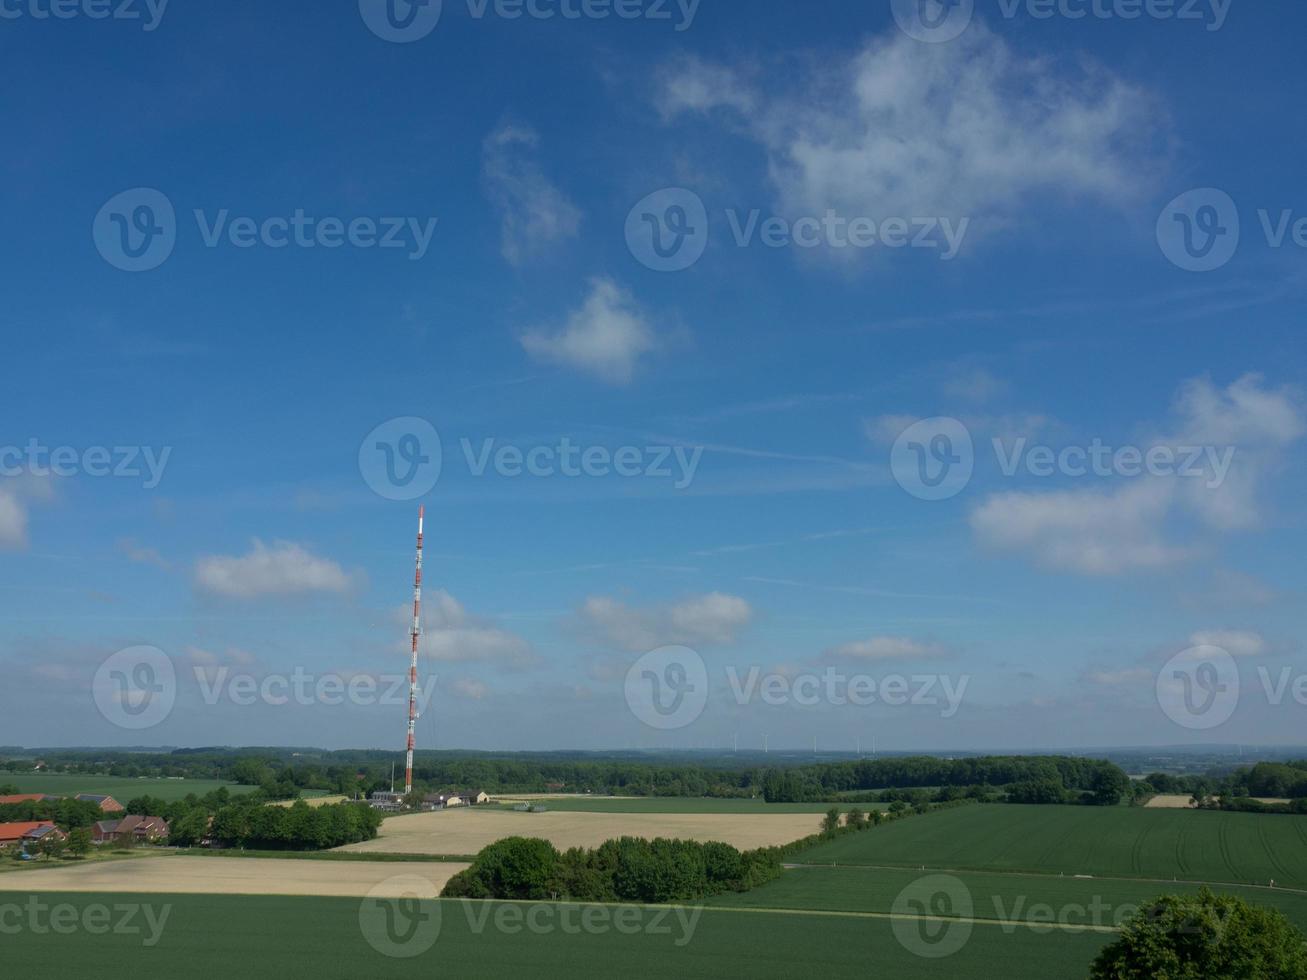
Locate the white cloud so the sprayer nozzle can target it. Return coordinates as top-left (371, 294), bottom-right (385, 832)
top-left (826, 636), bottom-right (950, 661)
top-left (658, 24), bottom-right (1160, 244)
top-left (194, 540), bottom-right (352, 599)
top-left (1087, 668), bottom-right (1153, 687)
top-left (118, 537), bottom-right (169, 569)
top-left (1188, 629), bottom-right (1265, 658)
top-left (482, 124), bottom-right (581, 265)
top-left (578, 592), bottom-right (753, 651)
top-left (411, 590), bottom-right (538, 670)
top-left (0, 487), bottom-right (27, 550)
top-left (943, 367), bottom-right (1007, 404)
top-left (1164, 374), bottom-right (1304, 531)
top-left (969, 375), bottom-right (1303, 576)
top-left (521, 278), bottom-right (658, 385)
top-left (451, 677), bottom-right (490, 700)
top-left (971, 480), bottom-right (1191, 575)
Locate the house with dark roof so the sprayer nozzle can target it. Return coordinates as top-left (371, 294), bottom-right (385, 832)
top-left (92, 814), bottom-right (169, 844)
top-left (0, 822), bottom-right (64, 848)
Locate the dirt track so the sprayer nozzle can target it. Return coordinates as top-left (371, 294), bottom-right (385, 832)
top-left (335, 807), bottom-right (822, 855)
top-left (0, 857), bottom-right (468, 898)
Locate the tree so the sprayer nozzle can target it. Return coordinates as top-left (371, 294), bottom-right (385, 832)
top-left (845, 807), bottom-right (867, 830)
top-left (821, 807), bottom-right (842, 835)
top-left (1090, 889), bottom-right (1307, 979)
top-left (67, 828), bottom-right (92, 858)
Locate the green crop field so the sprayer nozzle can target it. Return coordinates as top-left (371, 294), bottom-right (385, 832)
top-left (0, 773), bottom-right (256, 803)
top-left (794, 804), bottom-right (1307, 888)
top-left (496, 797), bottom-right (868, 814)
top-left (0, 891), bottom-right (1112, 979)
top-left (710, 865), bottom-right (1307, 932)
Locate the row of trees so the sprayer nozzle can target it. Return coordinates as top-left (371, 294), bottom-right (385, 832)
top-left (760, 756), bottom-right (1132, 806)
top-left (1141, 760), bottom-right (1307, 798)
top-left (443, 835), bottom-right (781, 904)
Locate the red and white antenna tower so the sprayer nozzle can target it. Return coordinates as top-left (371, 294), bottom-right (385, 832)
top-left (404, 505), bottom-right (424, 796)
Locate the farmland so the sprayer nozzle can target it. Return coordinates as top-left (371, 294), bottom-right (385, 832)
top-left (336, 807), bottom-right (823, 854)
top-left (0, 773), bottom-right (256, 803)
top-left (493, 797), bottom-right (862, 814)
top-left (794, 804), bottom-right (1307, 888)
top-left (710, 865), bottom-right (1307, 933)
top-left (0, 891), bottom-right (1114, 978)
top-left (3, 856), bottom-right (469, 898)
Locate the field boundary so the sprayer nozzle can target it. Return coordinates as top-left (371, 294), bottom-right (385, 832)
top-left (782, 862), bottom-right (1307, 897)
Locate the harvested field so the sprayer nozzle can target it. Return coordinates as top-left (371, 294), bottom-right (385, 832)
top-left (1144, 794), bottom-right (1195, 808)
top-left (335, 807), bottom-right (825, 855)
top-left (269, 795), bottom-right (348, 808)
top-left (0, 856), bottom-right (468, 898)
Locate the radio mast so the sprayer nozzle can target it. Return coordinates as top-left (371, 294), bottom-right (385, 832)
top-left (404, 505), bottom-right (424, 796)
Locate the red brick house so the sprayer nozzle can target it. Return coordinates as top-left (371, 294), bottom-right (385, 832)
top-left (75, 794), bottom-right (125, 814)
top-left (92, 815), bottom-right (169, 844)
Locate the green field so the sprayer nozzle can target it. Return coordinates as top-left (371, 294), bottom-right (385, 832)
top-left (0, 891), bottom-right (1112, 979)
top-left (1, 773), bottom-right (255, 803)
top-left (795, 804), bottom-right (1307, 888)
top-left (710, 865), bottom-right (1307, 932)
top-left (496, 797), bottom-right (867, 814)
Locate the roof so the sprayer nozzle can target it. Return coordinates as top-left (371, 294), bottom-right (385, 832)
top-left (0, 822), bottom-right (56, 842)
top-left (25, 824), bottom-right (64, 840)
top-left (94, 820), bottom-right (121, 834)
top-left (0, 794), bottom-right (49, 805)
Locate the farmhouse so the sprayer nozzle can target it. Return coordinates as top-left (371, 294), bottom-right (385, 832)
top-left (75, 794), bottom-right (126, 814)
top-left (0, 822), bottom-right (65, 849)
top-left (0, 794), bottom-right (48, 806)
top-left (91, 815), bottom-right (170, 844)
top-left (422, 790), bottom-right (489, 810)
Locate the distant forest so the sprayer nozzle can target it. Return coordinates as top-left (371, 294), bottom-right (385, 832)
top-left (4, 748), bottom-right (1303, 810)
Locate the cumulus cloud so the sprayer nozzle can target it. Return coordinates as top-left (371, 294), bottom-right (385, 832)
top-left (1188, 629), bottom-right (1265, 658)
top-left (520, 278), bottom-right (659, 385)
top-left (971, 480), bottom-right (1190, 575)
top-left (826, 636), bottom-right (950, 661)
top-left (410, 590), bottom-right (538, 670)
top-left (482, 124), bottom-right (582, 265)
top-left (577, 592), bottom-right (753, 651)
top-left (194, 540), bottom-right (353, 599)
top-left (969, 375), bottom-right (1303, 576)
top-left (657, 24), bottom-right (1162, 245)
top-left (1164, 374), bottom-right (1304, 531)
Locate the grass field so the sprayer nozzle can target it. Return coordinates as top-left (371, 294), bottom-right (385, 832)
top-left (495, 797), bottom-right (865, 814)
top-left (1, 773), bottom-right (255, 803)
top-left (0, 891), bottom-right (1114, 978)
top-left (710, 865), bottom-right (1307, 932)
top-left (794, 804), bottom-right (1307, 888)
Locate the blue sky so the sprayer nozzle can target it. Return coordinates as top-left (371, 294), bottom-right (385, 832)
top-left (2, 0), bottom-right (1305, 752)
